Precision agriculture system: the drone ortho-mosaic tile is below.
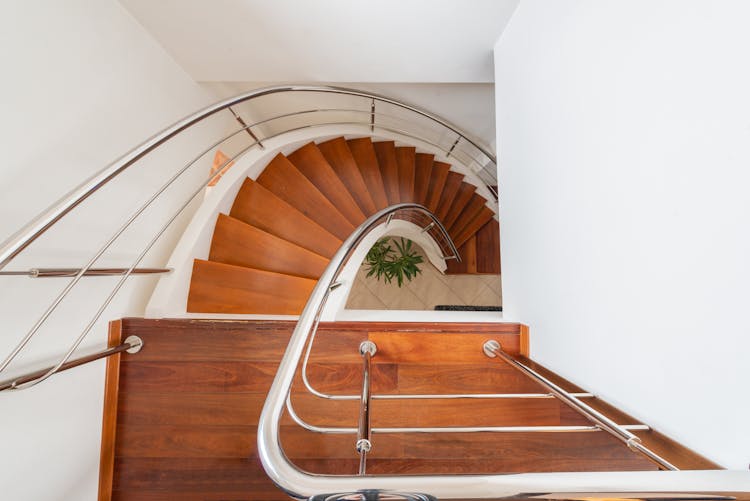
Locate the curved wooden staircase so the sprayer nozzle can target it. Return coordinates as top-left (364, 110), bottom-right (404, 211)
top-left (187, 137), bottom-right (499, 315)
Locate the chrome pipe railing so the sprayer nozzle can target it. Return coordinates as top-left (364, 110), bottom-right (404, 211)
top-left (0, 267), bottom-right (171, 278)
top-left (356, 341), bottom-right (376, 475)
top-left (482, 340), bottom-right (679, 471)
top-left (0, 88), bottom-right (491, 385)
top-left (0, 335), bottom-right (142, 392)
top-left (0, 85), bottom-right (496, 271)
top-left (258, 205), bottom-right (750, 500)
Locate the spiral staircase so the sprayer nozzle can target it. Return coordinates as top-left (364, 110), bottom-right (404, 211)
top-left (187, 137), bottom-right (498, 314)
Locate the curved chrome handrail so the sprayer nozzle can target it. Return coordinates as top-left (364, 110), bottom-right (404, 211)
top-left (0, 100), bottom-right (483, 385)
top-left (258, 205), bottom-right (750, 500)
top-left (0, 85), bottom-right (496, 271)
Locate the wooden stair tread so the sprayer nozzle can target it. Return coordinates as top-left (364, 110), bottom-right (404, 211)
top-left (256, 153), bottom-right (355, 240)
top-left (442, 182), bottom-right (476, 230)
top-left (395, 146), bottom-right (416, 202)
top-left (448, 193), bottom-right (487, 234)
top-left (287, 142), bottom-right (366, 226)
top-left (452, 207), bottom-right (495, 248)
top-left (318, 137), bottom-right (377, 216)
top-left (413, 153), bottom-right (434, 205)
top-left (475, 220), bottom-right (501, 274)
top-left (435, 171), bottom-right (464, 221)
top-left (187, 260), bottom-right (316, 315)
top-left (208, 214), bottom-right (328, 279)
top-left (373, 140), bottom-right (400, 204)
top-left (424, 161), bottom-right (450, 212)
top-left (346, 137), bottom-right (388, 210)
top-left (229, 178), bottom-right (341, 258)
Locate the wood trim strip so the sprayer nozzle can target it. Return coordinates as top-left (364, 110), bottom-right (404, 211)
top-left (98, 319), bottom-right (123, 501)
top-left (519, 324), bottom-right (530, 357)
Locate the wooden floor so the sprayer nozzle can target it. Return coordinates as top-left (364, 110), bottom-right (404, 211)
top-left (101, 319), bottom-right (717, 501)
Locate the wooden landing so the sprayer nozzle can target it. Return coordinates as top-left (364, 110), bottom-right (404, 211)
top-left (100, 319), bottom-right (717, 501)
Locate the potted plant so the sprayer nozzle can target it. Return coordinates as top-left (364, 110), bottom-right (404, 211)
top-left (364, 237), bottom-right (423, 287)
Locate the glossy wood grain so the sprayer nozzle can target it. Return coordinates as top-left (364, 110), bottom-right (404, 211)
top-left (318, 137), bottom-right (377, 215)
top-left (209, 213), bottom-right (329, 279)
top-left (413, 153), bottom-right (434, 205)
top-left (287, 142), bottom-right (366, 226)
top-left (395, 146), bottom-right (416, 202)
top-left (99, 320), bottom-right (122, 501)
top-left (187, 259), bottom-right (316, 314)
top-left (475, 219), bottom-right (501, 274)
top-left (424, 161), bottom-right (451, 212)
top-left (108, 315), bottom-right (691, 500)
top-left (448, 193), bottom-right (487, 234)
top-left (446, 235), bottom-right (477, 274)
top-left (256, 153), bottom-right (354, 240)
top-left (442, 182), bottom-right (476, 229)
top-left (452, 206), bottom-right (495, 248)
top-left (229, 178), bottom-right (341, 258)
top-left (373, 140), bottom-right (400, 204)
top-left (435, 171), bottom-right (464, 221)
top-left (346, 137), bottom-right (389, 209)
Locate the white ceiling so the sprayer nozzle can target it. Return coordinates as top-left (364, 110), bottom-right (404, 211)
top-left (119, 0), bottom-right (519, 83)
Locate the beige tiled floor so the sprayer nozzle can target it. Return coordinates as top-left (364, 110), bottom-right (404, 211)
top-left (345, 240), bottom-right (502, 310)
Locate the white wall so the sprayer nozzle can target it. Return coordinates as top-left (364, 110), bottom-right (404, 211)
top-left (495, 1), bottom-right (750, 468)
top-left (119, 0), bottom-right (520, 83)
top-left (0, 1), bottom-right (226, 499)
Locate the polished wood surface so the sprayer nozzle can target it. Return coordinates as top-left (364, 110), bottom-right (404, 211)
top-left (372, 140), bottom-right (401, 204)
top-left (98, 320), bottom-right (122, 501)
top-left (256, 153), bottom-right (354, 240)
top-left (288, 142), bottom-right (366, 226)
top-left (209, 213), bottom-right (329, 279)
top-left (443, 182), bottom-right (476, 230)
top-left (346, 137), bottom-right (389, 209)
top-left (452, 206), bottom-right (495, 248)
top-left (108, 318), bottom-right (708, 500)
top-left (424, 161), bottom-right (450, 212)
top-left (475, 218), bottom-right (501, 274)
top-left (395, 146), bottom-right (416, 202)
top-left (448, 193), bottom-right (486, 234)
top-left (318, 137), bottom-right (377, 215)
top-left (186, 260), bottom-right (316, 314)
top-left (413, 153), bottom-right (434, 205)
top-left (446, 235), bottom-right (478, 274)
top-left (435, 171), bottom-right (464, 221)
top-left (229, 178), bottom-right (341, 258)
top-left (192, 136), bottom-right (504, 315)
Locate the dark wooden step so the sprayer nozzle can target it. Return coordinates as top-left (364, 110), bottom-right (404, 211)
top-left (424, 161), bottom-right (450, 212)
top-left (346, 137), bottom-right (389, 210)
top-left (442, 182), bottom-right (476, 229)
top-left (435, 171), bottom-right (464, 221)
top-left (373, 140), bottom-right (400, 204)
top-left (395, 146), bottom-right (416, 202)
top-left (413, 153), bottom-right (434, 205)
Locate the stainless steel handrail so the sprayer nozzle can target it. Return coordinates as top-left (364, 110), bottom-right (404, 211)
top-left (0, 104), bottom-right (471, 386)
top-left (258, 204), bottom-right (750, 500)
top-left (0, 85), bottom-right (496, 271)
top-left (482, 340), bottom-right (679, 471)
